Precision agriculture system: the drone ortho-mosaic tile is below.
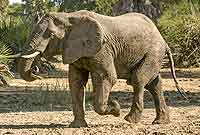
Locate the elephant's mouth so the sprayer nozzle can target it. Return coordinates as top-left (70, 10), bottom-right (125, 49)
top-left (20, 62), bottom-right (49, 82)
top-left (29, 68), bottom-right (44, 80)
top-left (20, 66), bottom-right (43, 82)
top-left (31, 65), bottom-right (49, 78)
top-left (18, 51), bottom-right (49, 81)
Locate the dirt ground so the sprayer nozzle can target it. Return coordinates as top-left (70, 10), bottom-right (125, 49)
top-left (0, 67), bottom-right (199, 135)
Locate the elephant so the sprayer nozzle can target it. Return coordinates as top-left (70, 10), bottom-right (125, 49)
top-left (18, 10), bottom-right (186, 128)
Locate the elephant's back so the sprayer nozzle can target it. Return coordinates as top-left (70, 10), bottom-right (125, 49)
top-left (114, 12), bottom-right (153, 23)
top-left (95, 12), bottom-right (159, 38)
top-left (113, 12), bottom-right (167, 48)
top-left (93, 11), bottom-right (168, 64)
top-left (113, 12), bottom-right (157, 33)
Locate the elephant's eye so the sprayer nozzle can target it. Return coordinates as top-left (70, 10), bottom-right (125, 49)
top-left (82, 39), bottom-right (92, 48)
top-left (82, 41), bottom-right (86, 47)
top-left (86, 39), bottom-right (92, 45)
top-left (50, 33), bottom-right (54, 39)
top-left (82, 40), bottom-right (92, 48)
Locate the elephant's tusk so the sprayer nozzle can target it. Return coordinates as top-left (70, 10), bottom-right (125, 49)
top-left (9, 53), bottom-right (22, 58)
top-left (21, 51), bottom-right (40, 59)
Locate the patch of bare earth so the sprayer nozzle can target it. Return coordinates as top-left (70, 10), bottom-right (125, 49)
top-left (0, 68), bottom-right (199, 135)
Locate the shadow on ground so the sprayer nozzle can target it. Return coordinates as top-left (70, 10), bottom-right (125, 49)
top-left (0, 124), bottom-right (68, 129)
top-left (0, 86), bottom-right (199, 113)
top-left (161, 69), bottom-right (200, 78)
top-left (46, 69), bottom-right (200, 79)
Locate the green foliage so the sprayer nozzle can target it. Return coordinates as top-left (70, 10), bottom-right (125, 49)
top-left (159, 1), bottom-right (200, 67)
top-left (0, 42), bottom-right (13, 80)
top-left (161, 0), bottom-right (200, 16)
top-left (162, 1), bottom-right (190, 17)
top-left (59, 0), bottom-right (118, 15)
top-left (0, 16), bottom-right (31, 53)
top-left (7, 3), bottom-right (24, 15)
top-left (0, 15), bottom-right (32, 78)
top-left (0, 43), bottom-right (12, 64)
top-left (0, 0), bottom-right (9, 17)
top-left (59, 0), bottom-right (95, 12)
top-left (95, 0), bottom-right (118, 15)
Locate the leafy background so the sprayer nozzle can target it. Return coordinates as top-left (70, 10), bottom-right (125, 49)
top-left (0, 0), bottom-right (200, 69)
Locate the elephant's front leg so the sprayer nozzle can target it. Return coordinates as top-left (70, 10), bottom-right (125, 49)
top-left (69, 65), bottom-right (89, 128)
top-left (91, 73), bottom-right (120, 117)
top-left (124, 84), bottom-right (144, 123)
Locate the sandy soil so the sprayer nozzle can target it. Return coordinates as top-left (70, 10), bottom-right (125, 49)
top-left (0, 68), bottom-right (199, 135)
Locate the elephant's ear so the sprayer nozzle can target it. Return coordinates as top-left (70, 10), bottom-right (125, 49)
top-left (62, 16), bottom-right (104, 64)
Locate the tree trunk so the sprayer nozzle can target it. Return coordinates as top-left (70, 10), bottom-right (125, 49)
top-left (113, 0), bottom-right (162, 23)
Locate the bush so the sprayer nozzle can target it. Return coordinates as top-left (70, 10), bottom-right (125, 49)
top-left (59, 0), bottom-right (118, 16)
top-left (0, 16), bottom-right (32, 73)
top-left (0, 43), bottom-right (12, 64)
top-left (0, 16), bottom-right (31, 53)
top-left (158, 1), bottom-right (200, 67)
top-left (95, 0), bottom-right (118, 15)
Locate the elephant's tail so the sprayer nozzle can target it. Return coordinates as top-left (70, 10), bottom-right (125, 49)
top-left (166, 47), bottom-right (188, 100)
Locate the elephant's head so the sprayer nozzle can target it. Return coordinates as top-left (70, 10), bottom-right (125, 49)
top-left (18, 11), bottom-right (104, 81)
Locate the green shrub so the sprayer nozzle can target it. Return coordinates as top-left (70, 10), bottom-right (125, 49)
top-left (95, 0), bottom-right (118, 15)
top-left (0, 16), bottom-right (31, 53)
top-left (0, 16), bottom-right (32, 74)
top-left (0, 43), bottom-right (12, 64)
top-left (59, 0), bottom-right (118, 16)
top-left (158, 1), bottom-right (200, 67)
top-left (159, 15), bottom-right (200, 67)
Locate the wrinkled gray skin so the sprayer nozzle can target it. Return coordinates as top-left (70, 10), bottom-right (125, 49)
top-left (19, 10), bottom-right (181, 127)
top-left (32, 37), bottom-right (63, 75)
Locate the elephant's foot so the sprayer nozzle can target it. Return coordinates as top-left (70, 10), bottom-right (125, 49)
top-left (94, 100), bottom-right (120, 117)
top-left (69, 119), bottom-right (88, 128)
top-left (108, 100), bottom-right (120, 117)
top-left (152, 114), bottom-right (170, 124)
top-left (124, 111), bottom-right (142, 123)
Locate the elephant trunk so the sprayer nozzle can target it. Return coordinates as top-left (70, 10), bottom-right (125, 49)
top-left (18, 56), bottom-right (42, 81)
top-left (18, 40), bottom-right (43, 82)
top-left (18, 57), bottom-right (37, 81)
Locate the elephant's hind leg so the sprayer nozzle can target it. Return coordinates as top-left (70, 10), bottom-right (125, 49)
top-left (69, 65), bottom-right (89, 128)
top-left (145, 74), bottom-right (170, 124)
top-left (124, 54), bottom-right (162, 124)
